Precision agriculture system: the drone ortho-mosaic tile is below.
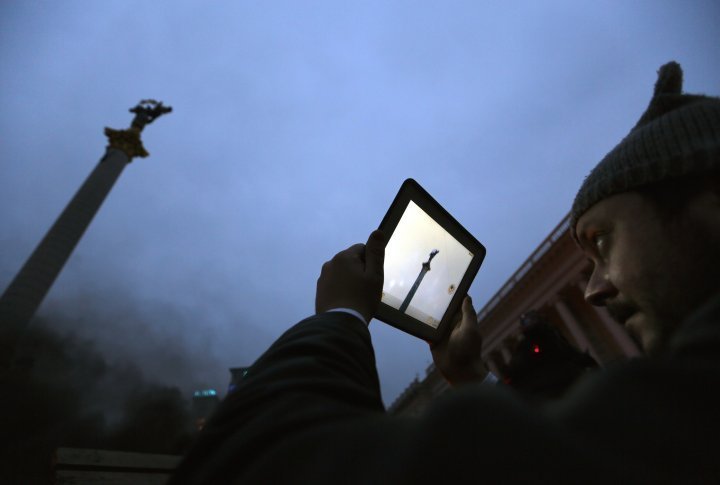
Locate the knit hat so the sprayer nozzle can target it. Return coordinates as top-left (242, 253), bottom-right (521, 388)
top-left (570, 61), bottom-right (720, 237)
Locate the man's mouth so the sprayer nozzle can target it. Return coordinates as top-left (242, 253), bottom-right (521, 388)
top-left (607, 303), bottom-right (645, 351)
top-left (623, 312), bottom-right (639, 328)
top-left (607, 303), bottom-right (636, 327)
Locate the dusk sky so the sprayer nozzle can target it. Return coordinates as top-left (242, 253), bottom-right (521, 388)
top-left (1, 1), bottom-right (718, 405)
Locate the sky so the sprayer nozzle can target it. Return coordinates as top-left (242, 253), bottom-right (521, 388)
top-left (1, 0), bottom-right (719, 406)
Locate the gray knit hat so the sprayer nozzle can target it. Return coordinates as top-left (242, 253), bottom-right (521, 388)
top-left (571, 61), bottom-right (720, 237)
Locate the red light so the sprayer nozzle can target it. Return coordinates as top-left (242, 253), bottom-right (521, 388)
top-left (533, 345), bottom-right (540, 354)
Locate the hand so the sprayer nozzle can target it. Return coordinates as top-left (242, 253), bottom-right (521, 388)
top-left (430, 296), bottom-right (488, 386)
top-left (316, 230), bottom-right (385, 324)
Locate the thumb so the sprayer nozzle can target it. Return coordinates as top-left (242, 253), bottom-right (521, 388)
top-left (459, 295), bottom-right (476, 329)
top-left (365, 230), bottom-right (386, 275)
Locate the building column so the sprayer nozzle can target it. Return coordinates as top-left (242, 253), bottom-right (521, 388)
top-left (486, 359), bottom-right (502, 378)
top-left (481, 350), bottom-right (505, 377)
top-left (553, 298), bottom-right (599, 361)
top-left (499, 343), bottom-right (512, 363)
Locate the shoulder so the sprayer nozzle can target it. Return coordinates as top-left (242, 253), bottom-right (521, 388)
top-left (670, 290), bottom-right (720, 359)
top-left (285, 311), bottom-right (371, 341)
top-left (545, 352), bottom-right (720, 482)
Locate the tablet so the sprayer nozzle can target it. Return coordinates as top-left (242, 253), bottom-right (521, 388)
top-left (375, 179), bottom-right (486, 342)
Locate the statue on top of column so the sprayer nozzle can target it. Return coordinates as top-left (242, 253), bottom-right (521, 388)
top-left (104, 99), bottom-right (173, 160)
top-left (129, 99), bottom-right (173, 132)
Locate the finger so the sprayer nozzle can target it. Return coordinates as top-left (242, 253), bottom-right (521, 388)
top-left (459, 295), bottom-right (476, 329)
top-left (364, 230), bottom-right (386, 274)
top-left (347, 243), bottom-right (365, 253)
top-left (320, 260), bottom-right (330, 275)
top-left (334, 243), bottom-right (365, 262)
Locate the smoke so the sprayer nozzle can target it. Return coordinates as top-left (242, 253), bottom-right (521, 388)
top-left (0, 216), bottom-right (275, 483)
top-left (41, 286), bottom-right (229, 393)
top-left (0, 317), bottom-right (198, 483)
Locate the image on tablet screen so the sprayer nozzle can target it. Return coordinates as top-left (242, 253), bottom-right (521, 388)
top-left (381, 201), bottom-right (474, 328)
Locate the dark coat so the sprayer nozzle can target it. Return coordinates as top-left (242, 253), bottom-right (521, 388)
top-left (170, 295), bottom-right (720, 484)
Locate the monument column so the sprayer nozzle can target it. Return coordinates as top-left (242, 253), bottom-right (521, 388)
top-left (0, 100), bottom-right (172, 367)
top-left (399, 249), bottom-right (439, 313)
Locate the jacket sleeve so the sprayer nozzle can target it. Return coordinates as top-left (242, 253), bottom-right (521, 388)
top-left (169, 312), bottom-right (385, 483)
top-left (169, 312), bottom-right (604, 484)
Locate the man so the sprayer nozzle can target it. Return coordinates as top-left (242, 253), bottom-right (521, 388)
top-left (571, 62), bottom-right (719, 356)
top-left (170, 62), bottom-right (719, 483)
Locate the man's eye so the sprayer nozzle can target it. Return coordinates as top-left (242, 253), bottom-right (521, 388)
top-left (592, 233), bottom-right (608, 254)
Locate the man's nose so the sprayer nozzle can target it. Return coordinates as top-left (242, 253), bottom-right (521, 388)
top-left (584, 269), bottom-right (617, 306)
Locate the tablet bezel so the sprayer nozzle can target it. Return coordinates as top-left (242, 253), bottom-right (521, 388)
top-left (375, 178), bottom-right (486, 343)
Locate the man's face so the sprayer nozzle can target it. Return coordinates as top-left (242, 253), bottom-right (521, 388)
top-left (576, 191), bottom-right (718, 355)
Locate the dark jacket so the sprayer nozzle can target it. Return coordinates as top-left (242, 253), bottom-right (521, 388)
top-left (170, 295), bottom-right (720, 484)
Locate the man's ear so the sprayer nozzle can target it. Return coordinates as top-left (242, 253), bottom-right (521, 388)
top-left (708, 174), bottom-right (720, 200)
top-left (688, 181), bottom-right (720, 233)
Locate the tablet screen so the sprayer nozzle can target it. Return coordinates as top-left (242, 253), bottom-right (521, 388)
top-left (375, 178), bottom-right (485, 342)
top-left (381, 200), bottom-right (474, 328)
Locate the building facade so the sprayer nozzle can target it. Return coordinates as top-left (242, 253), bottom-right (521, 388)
top-left (389, 214), bottom-right (640, 416)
